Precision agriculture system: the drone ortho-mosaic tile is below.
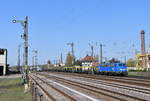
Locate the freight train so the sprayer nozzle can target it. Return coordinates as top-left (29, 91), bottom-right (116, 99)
top-left (49, 62), bottom-right (128, 76)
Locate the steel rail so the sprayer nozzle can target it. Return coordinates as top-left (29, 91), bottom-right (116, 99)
top-left (39, 73), bottom-right (147, 101)
top-left (49, 72), bottom-right (150, 87)
top-left (52, 73), bottom-right (150, 94)
top-left (32, 74), bottom-right (77, 101)
top-left (57, 74), bottom-right (150, 94)
top-left (29, 75), bottom-right (56, 101)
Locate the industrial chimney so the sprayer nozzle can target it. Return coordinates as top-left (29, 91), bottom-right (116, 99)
top-left (141, 30), bottom-right (145, 55)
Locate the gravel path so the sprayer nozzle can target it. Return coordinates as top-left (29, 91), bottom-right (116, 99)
top-left (0, 74), bottom-right (21, 79)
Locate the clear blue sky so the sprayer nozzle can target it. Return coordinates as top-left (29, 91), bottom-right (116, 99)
top-left (0, 0), bottom-right (150, 66)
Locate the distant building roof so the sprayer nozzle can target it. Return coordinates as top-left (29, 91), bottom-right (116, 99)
top-left (81, 55), bottom-right (95, 62)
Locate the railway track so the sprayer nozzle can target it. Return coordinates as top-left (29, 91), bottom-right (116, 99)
top-left (34, 74), bottom-right (123, 101)
top-left (30, 75), bottom-right (77, 101)
top-left (49, 72), bottom-right (150, 87)
top-left (30, 75), bottom-right (56, 101)
top-left (30, 72), bottom-right (150, 101)
top-left (45, 73), bottom-right (150, 94)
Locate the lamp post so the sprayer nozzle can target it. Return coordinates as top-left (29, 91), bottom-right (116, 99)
top-left (13, 16), bottom-right (29, 84)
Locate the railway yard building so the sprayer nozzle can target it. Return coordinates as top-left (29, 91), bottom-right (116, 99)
top-left (0, 48), bottom-right (7, 75)
top-left (81, 55), bottom-right (97, 70)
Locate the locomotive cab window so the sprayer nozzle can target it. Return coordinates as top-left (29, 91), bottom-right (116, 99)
top-left (122, 64), bottom-right (126, 66)
top-left (119, 64), bottom-right (122, 66)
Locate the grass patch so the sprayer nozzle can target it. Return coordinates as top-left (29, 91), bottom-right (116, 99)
top-left (0, 77), bottom-right (32, 101)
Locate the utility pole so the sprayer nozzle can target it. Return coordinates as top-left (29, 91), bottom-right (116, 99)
top-left (124, 56), bottom-right (126, 64)
top-left (53, 60), bottom-right (56, 66)
top-left (67, 42), bottom-right (75, 65)
top-left (67, 42), bottom-right (74, 57)
top-left (88, 43), bottom-right (95, 74)
top-left (13, 16), bottom-right (29, 85)
top-left (32, 56), bottom-right (34, 70)
top-left (100, 44), bottom-right (104, 64)
top-left (60, 53), bottom-right (63, 64)
top-left (32, 50), bottom-right (38, 69)
top-left (17, 44), bottom-right (21, 73)
top-left (120, 56), bottom-right (123, 63)
top-left (104, 57), bottom-right (107, 63)
top-left (98, 44), bottom-right (106, 64)
top-left (91, 46), bottom-right (94, 57)
top-left (100, 44), bottom-right (102, 64)
top-left (88, 43), bottom-right (94, 57)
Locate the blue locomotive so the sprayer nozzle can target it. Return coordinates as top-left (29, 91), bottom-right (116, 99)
top-left (96, 63), bottom-right (128, 76)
